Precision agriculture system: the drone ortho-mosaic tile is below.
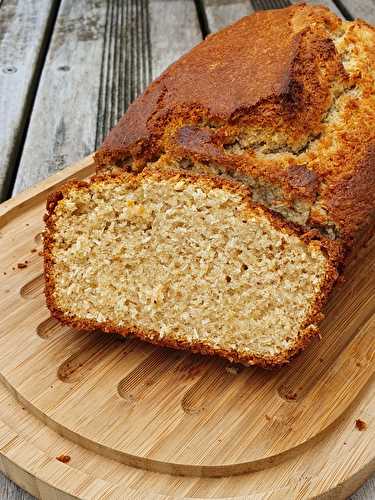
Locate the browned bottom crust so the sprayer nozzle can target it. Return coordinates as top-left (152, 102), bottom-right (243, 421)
top-left (43, 305), bottom-right (326, 369)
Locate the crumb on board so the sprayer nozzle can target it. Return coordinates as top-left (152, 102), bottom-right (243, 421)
top-left (56, 454), bottom-right (71, 464)
top-left (265, 414), bottom-right (271, 421)
top-left (225, 366), bottom-right (240, 375)
top-left (17, 262), bottom-right (27, 269)
top-left (285, 392), bottom-right (297, 401)
top-left (31, 248), bottom-right (37, 253)
top-left (38, 251), bottom-right (43, 256)
top-left (355, 419), bottom-right (367, 431)
top-left (337, 275), bottom-right (346, 285)
top-left (279, 384), bottom-right (298, 401)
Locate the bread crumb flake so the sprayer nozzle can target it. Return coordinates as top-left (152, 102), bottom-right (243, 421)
top-left (56, 454), bottom-right (71, 463)
top-left (355, 419), bottom-right (367, 431)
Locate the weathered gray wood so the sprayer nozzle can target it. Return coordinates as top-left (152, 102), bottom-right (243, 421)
top-left (351, 477), bottom-right (375, 500)
top-left (12, 0), bottom-right (202, 195)
top-left (97, 0), bottom-right (202, 147)
top-left (290, 0), bottom-right (344, 17)
top-left (149, 0), bottom-right (202, 78)
top-left (95, 1), bottom-right (153, 149)
top-left (251, 0), bottom-right (289, 9)
top-left (201, 0), bottom-right (254, 33)
top-left (0, 0), bottom-right (58, 201)
top-left (202, 0), bottom-right (345, 35)
top-left (12, 0), bottom-right (107, 195)
top-left (0, 474), bottom-right (33, 500)
top-left (338, 0), bottom-right (375, 23)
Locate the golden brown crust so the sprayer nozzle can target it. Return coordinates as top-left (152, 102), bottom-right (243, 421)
top-left (324, 145), bottom-right (375, 243)
top-left (94, 4), bottom-right (375, 250)
top-left (44, 169), bottom-right (339, 368)
top-left (95, 4), bottom-right (343, 164)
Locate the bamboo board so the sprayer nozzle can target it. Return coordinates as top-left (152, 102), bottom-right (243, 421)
top-left (0, 155), bottom-right (374, 499)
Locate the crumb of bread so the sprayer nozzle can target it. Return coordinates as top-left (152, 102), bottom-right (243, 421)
top-left (56, 454), bottom-right (71, 463)
top-left (279, 384), bottom-right (298, 400)
top-left (355, 419), bottom-right (367, 431)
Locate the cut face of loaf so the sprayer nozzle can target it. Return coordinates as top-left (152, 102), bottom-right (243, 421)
top-left (44, 170), bottom-right (338, 367)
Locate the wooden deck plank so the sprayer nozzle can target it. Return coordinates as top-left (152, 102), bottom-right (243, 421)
top-left (97, 0), bottom-right (202, 144)
top-left (149, 0), bottom-right (202, 78)
top-left (338, 0), bottom-right (375, 23)
top-left (0, 0), bottom-right (59, 201)
top-left (290, 0), bottom-right (344, 18)
top-left (201, 0), bottom-right (253, 33)
top-left (11, 0), bottom-right (107, 195)
top-left (12, 0), bottom-right (202, 196)
top-left (202, 0), bottom-right (345, 32)
top-left (0, 474), bottom-right (33, 500)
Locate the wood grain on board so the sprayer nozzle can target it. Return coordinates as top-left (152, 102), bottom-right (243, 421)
top-left (0, 369), bottom-right (372, 500)
top-left (202, 0), bottom-right (344, 34)
top-left (0, 156), bottom-right (374, 499)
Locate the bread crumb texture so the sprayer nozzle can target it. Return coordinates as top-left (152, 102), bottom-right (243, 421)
top-left (46, 173), bottom-right (330, 363)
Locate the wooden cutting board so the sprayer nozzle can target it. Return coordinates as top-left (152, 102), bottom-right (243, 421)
top-left (0, 155), bottom-right (374, 499)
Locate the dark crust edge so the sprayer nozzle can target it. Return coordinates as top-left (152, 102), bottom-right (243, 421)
top-left (43, 169), bottom-right (340, 369)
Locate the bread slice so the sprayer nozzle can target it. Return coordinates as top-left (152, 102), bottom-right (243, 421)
top-left (44, 169), bottom-right (338, 368)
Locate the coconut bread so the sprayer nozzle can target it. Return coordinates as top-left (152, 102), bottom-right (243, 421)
top-left (44, 4), bottom-right (375, 366)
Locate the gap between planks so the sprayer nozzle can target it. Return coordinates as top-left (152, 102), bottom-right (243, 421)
top-left (11, 0), bottom-right (202, 197)
top-left (0, 0), bottom-right (62, 202)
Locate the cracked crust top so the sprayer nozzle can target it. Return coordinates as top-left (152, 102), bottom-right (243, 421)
top-left (95, 4), bottom-right (375, 247)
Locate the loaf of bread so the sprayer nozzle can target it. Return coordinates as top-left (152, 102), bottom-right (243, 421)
top-left (44, 4), bottom-right (375, 367)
